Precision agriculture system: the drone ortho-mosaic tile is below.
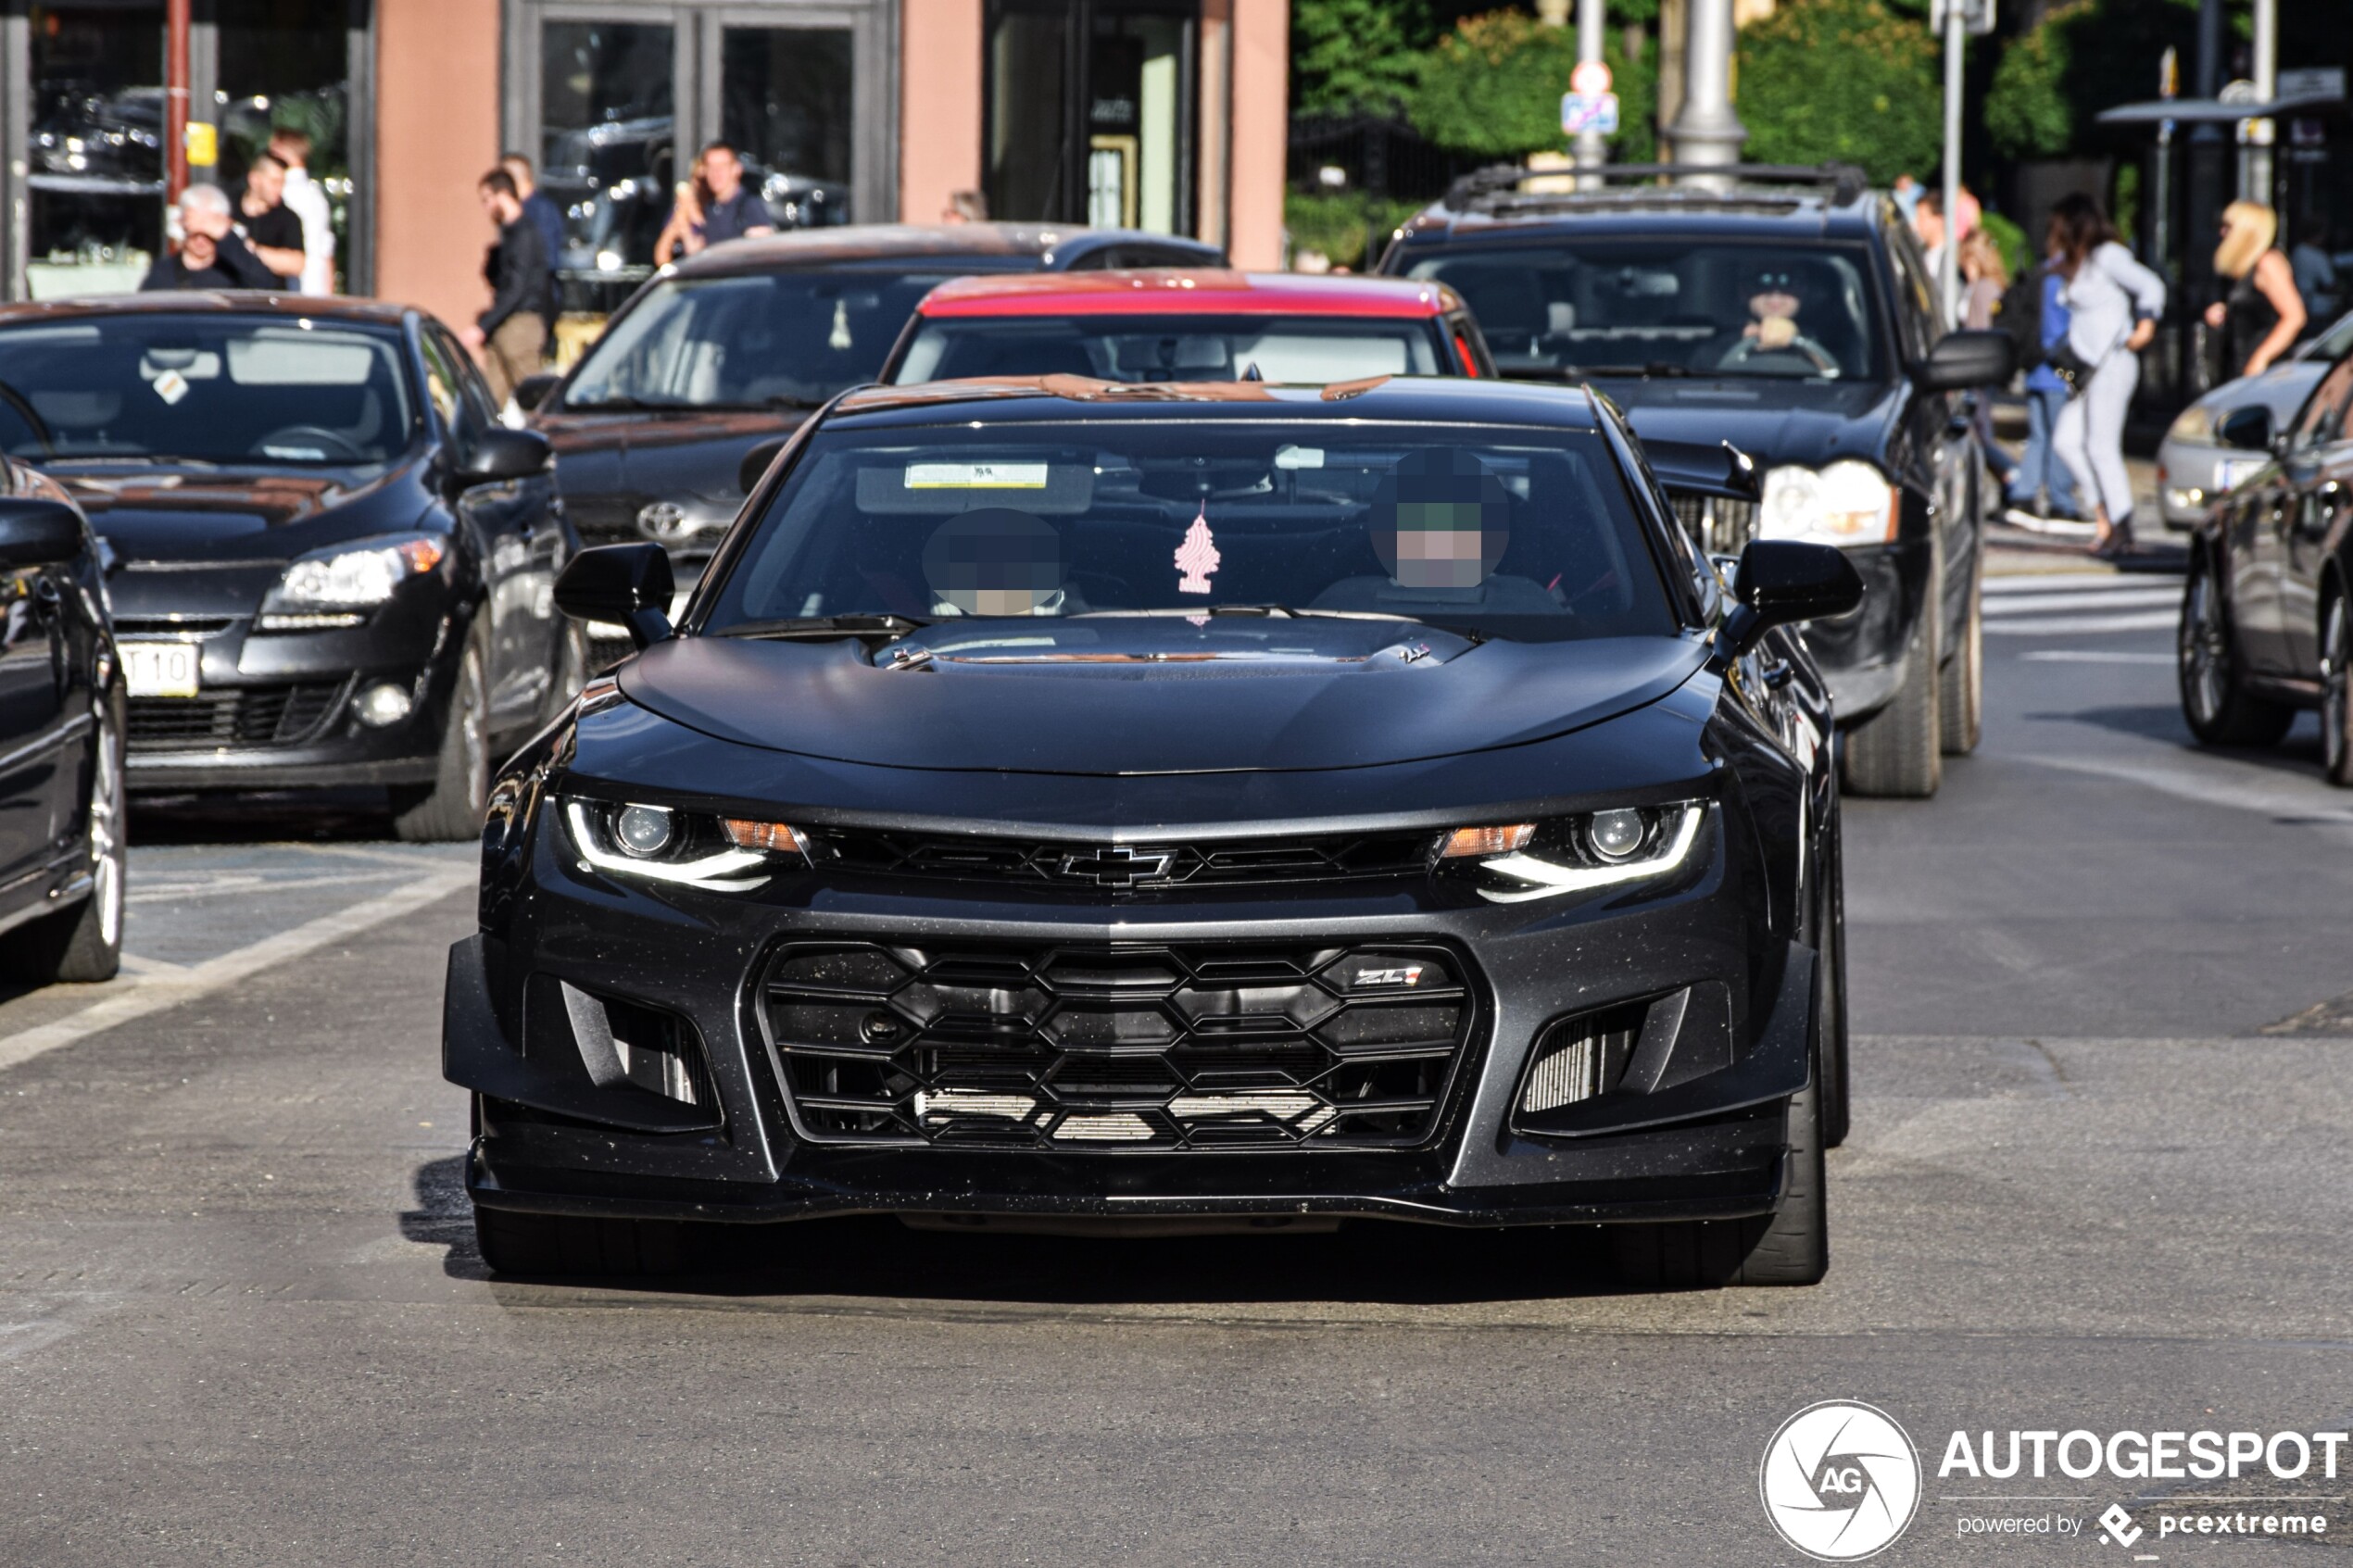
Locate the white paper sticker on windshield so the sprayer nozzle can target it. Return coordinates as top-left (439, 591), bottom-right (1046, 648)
top-left (1275, 445), bottom-right (1324, 470)
top-left (904, 462), bottom-right (1050, 490)
top-left (153, 369), bottom-right (191, 405)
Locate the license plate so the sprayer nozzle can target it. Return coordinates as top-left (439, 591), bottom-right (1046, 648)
top-left (123, 641), bottom-right (200, 698)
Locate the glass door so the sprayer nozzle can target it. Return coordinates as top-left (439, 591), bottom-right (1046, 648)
top-left (706, 11), bottom-right (857, 230)
top-left (537, 7), bottom-right (683, 295)
top-left (25, 2), bottom-right (166, 299)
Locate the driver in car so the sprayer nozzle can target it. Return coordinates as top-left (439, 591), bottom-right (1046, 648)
top-left (1312, 449), bottom-right (1562, 613)
top-left (922, 507), bottom-right (1083, 616)
top-left (1718, 267), bottom-right (1841, 376)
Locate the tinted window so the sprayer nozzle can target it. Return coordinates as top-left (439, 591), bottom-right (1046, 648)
top-left (893, 314), bottom-right (1446, 384)
top-left (703, 419), bottom-right (1675, 645)
top-left (1404, 242), bottom-right (1887, 383)
top-left (0, 317), bottom-right (416, 465)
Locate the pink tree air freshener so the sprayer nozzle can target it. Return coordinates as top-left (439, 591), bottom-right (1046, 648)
top-left (1174, 503), bottom-right (1221, 595)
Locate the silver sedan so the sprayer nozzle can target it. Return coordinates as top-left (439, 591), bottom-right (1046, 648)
top-left (2158, 310), bottom-right (2353, 529)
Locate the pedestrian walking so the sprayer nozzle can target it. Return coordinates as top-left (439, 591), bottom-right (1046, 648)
top-left (140, 183), bottom-right (281, 290)
top-left (460, 168), bottom-right (553, 408)
top-left (269, 127), bottom-right (335, 295)
top-left (235, 151), bottom-right (307, 287)
top-left (2204, 201), bottom-right (2307, 379)
top-left (2003, 242), bottom-right (2083, 521)
top-left (2289, 220), bottom-right (2339, 322)
top-left (1958, 228), bottom-right (2018, 495)
top-left (500, 151), bottom-right (566, 338)
top-left (2047, 193), bottom-right (2165, 558)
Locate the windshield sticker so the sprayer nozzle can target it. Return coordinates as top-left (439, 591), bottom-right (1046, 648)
top-left (1275, 445), bottom-right (1324, 470)
top-left (152, 369), bottom-right (192, 406)
top-left (1175, 504), bottom-right (1221, 595)
top-left (905, 462), bottom-right (1051, 490)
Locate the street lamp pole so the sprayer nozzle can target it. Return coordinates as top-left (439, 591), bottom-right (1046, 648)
top-left (1940, 0), bottom-right (1963, 326)
top-left (1671, 0), bottom-right (1745, 183)
top-left (1576, 0), bottom-right (1607, 176)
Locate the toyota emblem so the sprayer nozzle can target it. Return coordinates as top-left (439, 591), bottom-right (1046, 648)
top-left (636, 500), bottom-right (692, 542)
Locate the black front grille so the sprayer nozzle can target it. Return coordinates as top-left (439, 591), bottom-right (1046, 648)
top-left (802, 828), bottom-right (1441, 892)
top-left (115, 616), bottom-right (238, 638)
top-left (764, 941), bottom-right (1477, 1150)
top-left (1670, 494), bottom-right (1759, 556)
top-left (127, 680), bottom-right (349, 752)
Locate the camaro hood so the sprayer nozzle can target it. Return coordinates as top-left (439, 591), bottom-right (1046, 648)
top-left (1604, 378), bottom-right (1902, 470)
top-left (52, 462), bottom-right (425, 562)
top-left (617, 619), bottom-right (1708, 775)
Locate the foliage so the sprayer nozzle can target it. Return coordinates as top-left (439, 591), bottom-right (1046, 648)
top-left (1978, 209), bottom-right (2029, 282)
top-left (1409, 10), bottom-right (1656, 164)
top-left (1285, 192), bottom-right (1427, 270)
top-left (1292, 0), bottom-right (1436, 118)
top-left (1982, 0), bottom-right (2206, 161)
top-left (1732, 0), bottom-right (1941, 186)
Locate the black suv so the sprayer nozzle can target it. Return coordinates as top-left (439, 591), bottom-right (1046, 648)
top-left (1378, 164), bottom-right (2012, 798)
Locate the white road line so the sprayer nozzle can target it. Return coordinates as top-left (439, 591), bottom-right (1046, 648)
top-left (1983, 610), bottom-right (2180, 635)
top-left (2017, 650), bottom-right (2175, 664)
top-left (0, 867), bottom-right (473, 1077)
top-left (1984, 574), bottom-right (2149, 595)
top-left (1983, 589), bottom-right (2182, 615)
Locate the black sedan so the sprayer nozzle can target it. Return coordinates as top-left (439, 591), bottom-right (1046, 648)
top-left (447, 375), bottom-right (1863, 1287)
top-left (0, 296), bottom-right (578, 839)
top-left (0, 457), bottom-right (123, 985)
top-left (2180, 343), bottom-right (2353, 779)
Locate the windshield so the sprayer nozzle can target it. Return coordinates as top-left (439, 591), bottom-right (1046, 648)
top-left (700, 418), bottom-right (1676, 645)
top-left (0, 317), bottom-right (416, 465)
top-left (1404, 243), bottom-right (1885, 383)
top-left (563, 270), bottom-right (1000, 410)
top-left (891, 314), bottom-right (1448, 384)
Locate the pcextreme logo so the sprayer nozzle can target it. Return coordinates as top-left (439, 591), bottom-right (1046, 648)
top-left (1761, 1400), bottom-right (1924, 1561)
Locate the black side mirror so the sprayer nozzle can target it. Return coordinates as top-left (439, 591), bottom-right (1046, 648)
top-left (1718, 539), bottom-right (1865, 660)
top-left (1644, 438), bottom-right (1762, 502)
top-left (513, 372), bottom-right (561, 413)
top-left (1914, 330), bottom-right (2014, 392)
top-left (455, 427), bottom-right (553, 486)
top-left (2213, 405), bottom-right (2274, 454)
top-left (738, 437), bottom-right (788, 495)
top-left (554, 543), bottom-right (676, 649)
top-left (0, 497), bottom-right (85, 571)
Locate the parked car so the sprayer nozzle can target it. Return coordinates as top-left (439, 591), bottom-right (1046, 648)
top-left (878, 270), bottom-right (1496, 384)
top-left (2158, 309), bottom-right (2353, 529)
top-left (2178, 338), bottom-right (2353, 782)
top-left (0, 295), bottom-right (577, 840)
top-left (525, 224), bottom-right (1225, 623)
top-left (1377, 163), bottom-right (2012, 798)
top-left (0, 456), bottom-right (123, 985)
top-left (448, 374), bottom-right (1863, 1287)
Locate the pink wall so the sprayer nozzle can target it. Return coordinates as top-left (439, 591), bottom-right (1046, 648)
top-left (900, 0), bottom-right (985, 223)
top-left (1227, 0), bottom-right (1290, 269)
top-left (373, 0), bottom-right (502, 330)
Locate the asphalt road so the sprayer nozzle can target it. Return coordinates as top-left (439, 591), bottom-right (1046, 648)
top-left (4, 560), bottom-right (2349, 1567)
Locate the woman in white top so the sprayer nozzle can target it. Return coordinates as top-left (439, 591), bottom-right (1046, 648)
top-left (2047, 193), bottom-right (2166, 558)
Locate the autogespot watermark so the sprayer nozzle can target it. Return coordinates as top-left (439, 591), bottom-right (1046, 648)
top-left (1762, 1405), bottom-right (2346, 1556)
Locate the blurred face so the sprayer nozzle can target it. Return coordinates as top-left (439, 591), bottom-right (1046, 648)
top-left (178, 197), bottom-right (226, 261)
top-left (246, 160), bottom-right (284, 206)
top-left (479, 185), bottom-right (517, 227)
top-left (501, 157), bottom-right (535, 197)
top-left (1750, 271), bottom-right (1801, 320)
top-left (704, 147), bottom-right (743, 199)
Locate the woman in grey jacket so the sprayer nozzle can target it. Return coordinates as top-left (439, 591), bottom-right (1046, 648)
top-left (2048, 194), bottom-right (2166, 557)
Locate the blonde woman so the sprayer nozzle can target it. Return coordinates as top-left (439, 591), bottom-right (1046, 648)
top-left (1958, 230), bottom-right (2017, 493)
top-left (2203, 201), bottom-right (2306, 379)
top-left (654, 153), bottom-right (710, 268)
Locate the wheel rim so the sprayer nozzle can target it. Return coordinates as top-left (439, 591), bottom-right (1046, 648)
top-left (459, 651), bottom-right (487, 810)
top-left (89, 705), bottom-right (124, 947)
top-left (2328, 600), bottom-right (2350, 772)
top-left (2182, 565), bottom-right (2231, 727)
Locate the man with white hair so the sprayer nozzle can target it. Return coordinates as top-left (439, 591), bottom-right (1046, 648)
top-left (140, 184), bottom-right (281, 291)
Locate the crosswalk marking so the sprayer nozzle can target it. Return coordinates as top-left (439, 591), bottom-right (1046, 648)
top-left (1984, 573), bottom-right (2182, 636)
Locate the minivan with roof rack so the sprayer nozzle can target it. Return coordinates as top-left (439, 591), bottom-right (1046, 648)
top-left (1378, 163), bottom-right (2013, 798)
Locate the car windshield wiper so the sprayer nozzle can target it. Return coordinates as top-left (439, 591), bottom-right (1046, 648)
top-left (1567, 363), bottom-right (1694, 379)
top-left (561, 395), bottom-right (697, 412)
top-left (717, 613), bottom-right (933, 640)
top-left (1075, 606), bottom-right (1487, 644)
top-left (44, 452), bottom-right (218, 468)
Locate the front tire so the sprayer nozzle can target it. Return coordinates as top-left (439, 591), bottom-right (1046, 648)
top-left (3, 685), bottom-right (126, 985)
top-left (1939, 574), bottom-right (1982, 756)
top-left (473, 1205), bottom-right (692, 1277)
top-left (2179, 549), bottom-right (2294, 747)
top-left (2322, 594), bottom-right (2353, 787)
top-left (391, 621), bottom-right (491, 843)
top-left (1842, 597), bottom-right (1942, 798)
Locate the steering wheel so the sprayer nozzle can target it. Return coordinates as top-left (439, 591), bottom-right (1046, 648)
top-left (251, 425), bottom-right (368, 461)
top-left (1718, 335), bottom-right (1841, 379)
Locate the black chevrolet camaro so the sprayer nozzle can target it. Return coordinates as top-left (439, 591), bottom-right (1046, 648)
top-left (447, 376), bottom-right (1863, 1287)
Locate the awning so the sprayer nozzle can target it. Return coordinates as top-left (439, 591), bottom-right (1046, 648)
top-left (2096, 94), bottom-right (2346, 126)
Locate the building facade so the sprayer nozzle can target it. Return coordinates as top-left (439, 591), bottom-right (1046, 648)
top-left (1, 0), bottom-right (1289, 331)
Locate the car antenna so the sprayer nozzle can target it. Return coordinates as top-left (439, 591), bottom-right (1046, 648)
top-left (1241, 361), bottom-right (1264, 382)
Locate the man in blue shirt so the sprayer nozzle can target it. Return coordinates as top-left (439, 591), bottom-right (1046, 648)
top-left (2006, 259), bottom-right (2083, 521)
top-left (691, 143), bottom-right (776, 249)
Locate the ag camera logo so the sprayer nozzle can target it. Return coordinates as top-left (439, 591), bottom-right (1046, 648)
top-left (1761, 1400), bottom-right (1922, 1561)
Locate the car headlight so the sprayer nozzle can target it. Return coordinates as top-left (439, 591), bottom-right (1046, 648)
top-left (258, 533), bottom-right (446, 629)
top-left (1759, 460), bottom-right (1898, 546)
top-left (1437, 803), bottom-right (1708, 905)
top-left (562, 797), bottom-right (807, 893)
top-left (2167, 404), bottom-right (2217, 446)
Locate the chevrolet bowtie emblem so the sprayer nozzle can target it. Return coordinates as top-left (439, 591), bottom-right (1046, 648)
top-left (1058, 847), bottom-right (1175, 886)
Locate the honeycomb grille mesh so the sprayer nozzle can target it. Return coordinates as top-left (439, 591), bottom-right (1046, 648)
top-left (764, 941), bottom-right (1476, 1150)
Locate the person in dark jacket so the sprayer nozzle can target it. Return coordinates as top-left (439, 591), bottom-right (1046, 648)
top-left (459, 169), bottom-right (553, 408)
top-left (500, 151), bottom-right (565, 332)
top-left (140, 184), bottom-right (283, 292)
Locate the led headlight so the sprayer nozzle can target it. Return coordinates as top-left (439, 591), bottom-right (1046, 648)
top-left (1759, 460), bottom-right (1898, 546)
top-left (1443, 803), bottom-right (1708, 905)
top-left (563, 798), bottom-right (807, 892)
top-left (258, 533), bottom-right (446, 629)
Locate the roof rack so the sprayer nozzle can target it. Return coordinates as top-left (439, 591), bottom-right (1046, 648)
top-left (1441, 161), bottom-right (1873, 214)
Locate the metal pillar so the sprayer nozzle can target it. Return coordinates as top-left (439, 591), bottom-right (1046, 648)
top-left (1575, 0), bottom-right (1606, 175)
top-left (1939, 0), bottom-right (1962, 325)
top-left (166, 0), bottom-right (192, 202)
top-left (1670, 0), bottom-right (1744, 181)
top-left (2246, 0), bottom-right (2275, 204)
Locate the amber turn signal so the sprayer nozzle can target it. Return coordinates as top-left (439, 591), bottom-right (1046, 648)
top-left (721, 818), bottom-right (809, 855)
top-left (1439, 823), bottom-right (1536, 859)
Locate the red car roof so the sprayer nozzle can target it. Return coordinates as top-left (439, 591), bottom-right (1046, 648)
top-left (915, 270), bottom-right (1461, 320)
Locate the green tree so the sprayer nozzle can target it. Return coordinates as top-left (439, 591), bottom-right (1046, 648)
top-left (1292, 0), bottom-right (1435, 118)
top-left (1733, 0), bottom-right (1940, 185)
top-left (1409, 9), bottom-right (1657, 163)
top-left (1983, 0), bottom-right (2205, 161)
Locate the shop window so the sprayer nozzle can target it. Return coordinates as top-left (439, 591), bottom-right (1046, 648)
top-left (539, 20), bottom-right (677, 282)
top-left (986, 0), bottom-right (1194, 234)
top-left (720, 25), bottom-right (855, 231)
top-left (25, 3), bottom-right (166, 298)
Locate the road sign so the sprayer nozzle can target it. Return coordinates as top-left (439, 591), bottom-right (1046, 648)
top-left (1930, 0), bottom-right (1993, 35)
top-left (1561, 92), bottom-right (1620, 136)
top-left (1570, 59), bottom-right (1612, 97)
